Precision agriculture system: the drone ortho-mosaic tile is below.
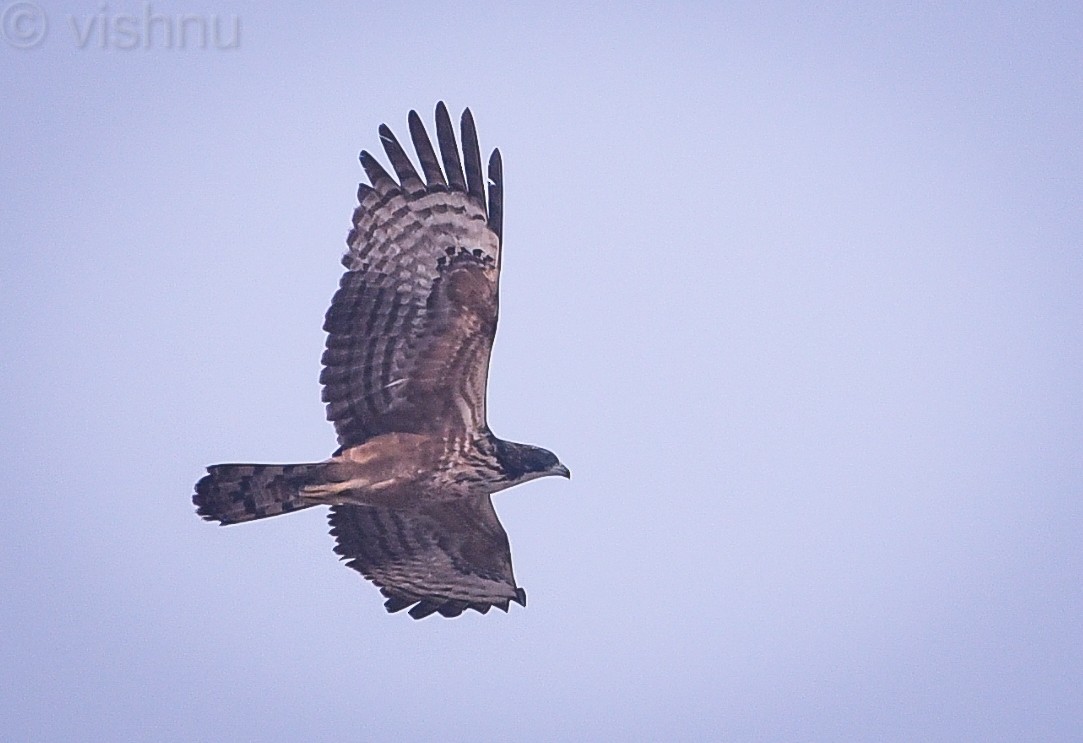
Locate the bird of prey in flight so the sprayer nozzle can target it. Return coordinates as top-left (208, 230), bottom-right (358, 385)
top-left (194, 103), bottom-right (569, 620)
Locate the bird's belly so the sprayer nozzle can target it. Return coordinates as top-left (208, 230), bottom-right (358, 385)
top-left (300, 431), bottom-right (447, 507)
top-left (301, 474), bottom-right (418, 506)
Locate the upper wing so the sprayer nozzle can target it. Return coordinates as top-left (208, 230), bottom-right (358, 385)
top-left (328, 496), bottom-right (526, 619)
top-left (321, 103), bottom-right (504, 449)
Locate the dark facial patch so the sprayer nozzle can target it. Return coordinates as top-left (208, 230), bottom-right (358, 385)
top-left (493, 440), bottom-right (559, 480)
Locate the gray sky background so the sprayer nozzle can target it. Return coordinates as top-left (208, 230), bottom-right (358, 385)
top-left (2, 2), bottom-right (1081, 741)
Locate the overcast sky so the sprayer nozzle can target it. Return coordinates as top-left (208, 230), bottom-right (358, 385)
top-left (2, 2), bottom-right (1081, 741)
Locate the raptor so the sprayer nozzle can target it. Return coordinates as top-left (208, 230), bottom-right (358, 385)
top-left (194, 103), bottom-right (568, 620)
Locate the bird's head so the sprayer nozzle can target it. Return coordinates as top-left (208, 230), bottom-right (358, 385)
top-left (493, 439), bottom-right (570, 487)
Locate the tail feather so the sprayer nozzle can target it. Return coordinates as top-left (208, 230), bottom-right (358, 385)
top-left (194, 463), bottom-right (324, 525)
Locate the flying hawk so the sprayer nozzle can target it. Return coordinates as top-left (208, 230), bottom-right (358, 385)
top-left (194, 103), bottom-right (569, 620)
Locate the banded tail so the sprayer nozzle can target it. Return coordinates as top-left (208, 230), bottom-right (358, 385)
top-left (194, 463), bottom-right (325, 525)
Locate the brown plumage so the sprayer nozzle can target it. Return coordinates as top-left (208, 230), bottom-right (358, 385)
top-left (194, 103), bottom-right (568, 620)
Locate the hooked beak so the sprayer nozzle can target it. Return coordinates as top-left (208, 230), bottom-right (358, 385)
top-left (553, 463), bottom-right (571, 480)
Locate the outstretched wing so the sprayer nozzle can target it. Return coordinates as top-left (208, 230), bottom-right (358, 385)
top-left (321, 102), bottom-right (505, 449)
top-left (328, 496), bottom-right (526, 619)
